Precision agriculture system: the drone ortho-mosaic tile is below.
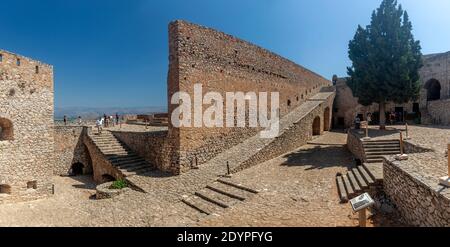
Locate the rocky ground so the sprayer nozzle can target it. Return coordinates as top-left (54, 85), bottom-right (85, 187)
top-left (0, 130), bottom-right (412, 227)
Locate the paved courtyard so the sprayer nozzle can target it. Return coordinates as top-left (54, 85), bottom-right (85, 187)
top-left (0, 130), bottom-right (405, 227)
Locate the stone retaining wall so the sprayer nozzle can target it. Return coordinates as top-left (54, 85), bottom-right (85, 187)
top-left (383, 155), bottom-right (450, 226)
top-left (346, 130), bottom-right (365, 161)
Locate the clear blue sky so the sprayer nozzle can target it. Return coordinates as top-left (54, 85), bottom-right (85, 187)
top-left (1, 0), bottom-right (449, 108)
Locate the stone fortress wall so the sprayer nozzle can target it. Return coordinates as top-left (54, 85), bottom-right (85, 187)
top-left (167, 20), bottom-right (331, 174)
top-left (333, 51), bottom-right (450, 128)
top-left (0, 50), bottom-right (54, 203)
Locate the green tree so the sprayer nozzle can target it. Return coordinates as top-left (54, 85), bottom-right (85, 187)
top-left (347, 0), bottom-right (423, 129)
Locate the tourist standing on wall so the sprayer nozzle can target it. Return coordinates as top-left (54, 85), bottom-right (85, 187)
top-left (63, 115), bottom-right (67, 126)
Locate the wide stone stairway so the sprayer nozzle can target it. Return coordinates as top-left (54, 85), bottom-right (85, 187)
top-left (182, 178), bottom-right (258, 215)
top-left (336, 139), bottom-right (400, 202)
top-left (88, 132), bottom-right (155, 181)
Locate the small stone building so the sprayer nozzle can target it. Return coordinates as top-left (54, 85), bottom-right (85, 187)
top-left (0, 50), bottom-right (54, 203)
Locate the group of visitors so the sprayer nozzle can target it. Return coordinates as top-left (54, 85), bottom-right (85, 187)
top-left (63, 115), bottom-right (84, 125)
top-left (354, 113), bottom-right (372, 129)
top-left (96, 113), bottom-right (121, 134)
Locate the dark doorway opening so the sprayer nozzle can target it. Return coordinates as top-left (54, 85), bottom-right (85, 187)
top-left (324, 107), bottom-right (331, 131)
top-left (70, 163), bottom-right (84, 176)
top-left (425, 79), bottom-right (441, 101)
top-left (413, 103), bottom-right (420, 113)
top-left (395, 107), bottom-right (404, 123)
top-left (312, 117), bottom-right (321, 136)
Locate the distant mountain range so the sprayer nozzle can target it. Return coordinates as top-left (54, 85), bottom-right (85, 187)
top-left (55, 106), bottom-right (167, 120)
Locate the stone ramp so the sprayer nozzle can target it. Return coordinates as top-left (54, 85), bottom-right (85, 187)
top-left (127, 91), bottom-right (334, 202)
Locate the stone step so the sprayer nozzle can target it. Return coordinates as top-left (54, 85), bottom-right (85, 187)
top-left (365, 150), bottom-right (400, 155)
top-left (363, 163), bottom-right (383, 183)
top-left (342, 174), bottom-right (355, 199)
top-left (357, 165), bottom-right (375, 185)
top-left (182, 195), bottom-right (224, 215)
top-left (366, 158), bottom-right (384, 163)
top-left (195, 189), bottom-right (230, 208)
top-left (363, 139), bottom-right (399, 143)
top-left (347, 171), bottom-right (361, 193)
top-left (108, 155), bottom-right (140, 162)
top-left (336, 175), bottom-right (348, 203)
top-left (112, 157), bottom-right (146, 166)
top-left (122, 167), bottom-right (155, 176)
top-left (102, 151), bottom-right (132, 155)
top-left (95, 144), bottom-right (125, 149)
top-left (363, 144), bottom-right (400, 150)
top-left (117, 161), bottom-right (150, 170)
top-left (206, 182), bottom-right (253, 201)
top-left (99, 148), bottom-right (129, 153)
top-left (351, 168), bottom-right (369, 189)
top-left (217, 178), bottom-right (259, 194)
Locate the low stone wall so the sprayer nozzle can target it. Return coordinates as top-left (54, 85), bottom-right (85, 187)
top-left (383, 154), bottom-right (450, 226)
top-left (54, 126), bottom-right (92, 175)
top-left (111, 130), bottom-right (172, 172)
top-left (403, 140), bottom-right (434, 154)
top-left (96, 182), bottom-right (130, 199)
top-left (346, 130), bottom-right (365, 161)
top-left (427, 99), bottom-right (450, 125)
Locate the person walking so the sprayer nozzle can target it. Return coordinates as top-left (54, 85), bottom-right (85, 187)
top-left (63, 115), bottom-right (67, 126)
top-left (77, 116), bottom-right (82, 125)
top-left (116, 113), bottom-right (120, 125)
top-left (96, 118), bottom-right (103, 134)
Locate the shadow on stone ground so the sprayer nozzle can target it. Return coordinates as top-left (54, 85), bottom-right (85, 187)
top-left (281, 145), bottom-right (355, 170)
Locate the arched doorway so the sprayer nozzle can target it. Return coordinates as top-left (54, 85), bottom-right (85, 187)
top-left (324, 107), bottom-right (331, 131)
top-left (0, 118), bottom-right (14, 141)
top-left (101, 174), bottom-right (115, 183)
top-left (312, 116), bottom-right (321, 136)
top-left (424, 79), bottom-right (441, 101)
top-left (70, 163), bottom-right (85, 176)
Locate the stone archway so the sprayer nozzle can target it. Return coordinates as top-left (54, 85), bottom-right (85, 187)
top-left (324, 107), bottom-right (331, 131)
top-left (312, 116), bottom-right (321, 136)
top-left (0, 118), bottom-right (14, 141)
top-left (424, 79), bottom-right (441, 101)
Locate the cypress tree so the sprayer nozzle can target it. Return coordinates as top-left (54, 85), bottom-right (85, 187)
top-left (347, 0), bottom-right (423, 129)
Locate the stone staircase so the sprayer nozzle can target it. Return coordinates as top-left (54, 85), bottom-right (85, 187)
top-left (182, 178), bottom-right (258, 215)
top-left (88, 131), bottom-right (156, 178)
top-left (337, 139), bottom-right (401, 203)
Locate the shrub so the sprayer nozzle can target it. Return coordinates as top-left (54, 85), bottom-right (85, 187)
top-left (110, 179), bottom-right (127, 190)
